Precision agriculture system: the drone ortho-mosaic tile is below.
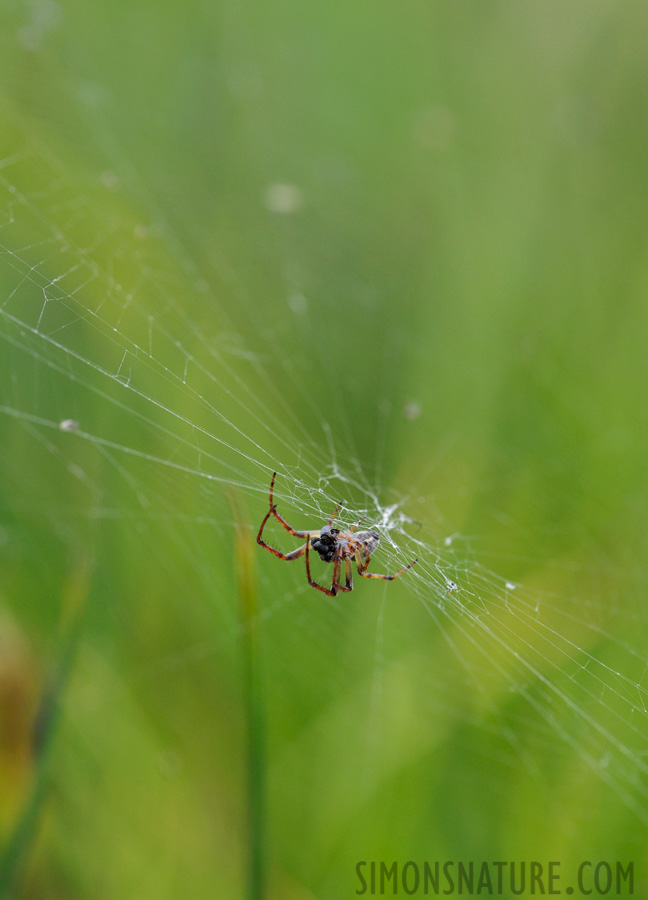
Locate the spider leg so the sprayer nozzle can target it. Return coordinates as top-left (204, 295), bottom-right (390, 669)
top-left (332, 556), bottom-right (353, 592)
top-left (355, 546), bottom-right (418, 580)
top-left (345, 557), bottom-right (354, 589)
top-left (348, 516), bottom-right (365, 534)
top-left (305, 540), bottom-right (338, 596)
top-left (331, 553), bottom-right (353, 593)
top-left (265, 472), bottom-right (320, 539)
top-left (331, 556), bottom-right (341, 589)
top-left (256, 505), bottom-right (274, 546)
top-left (268, 469), bottom-right (278, 506)
top-left (271, 506), bottom-right (319, 539)
top-left (257, 503), bottom-right (310, 560)
top-left (328, 501), bottom-right (342, 525)
top-left (257, 528), bottom-right (308, 561)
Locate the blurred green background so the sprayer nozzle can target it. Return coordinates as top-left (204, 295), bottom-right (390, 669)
top-left (2, 1), bottom-right (648, 897)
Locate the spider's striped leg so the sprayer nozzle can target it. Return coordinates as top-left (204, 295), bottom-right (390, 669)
top-left (266, 472), bottom-right (320, 539)
top-left (257, 505), bottom-right (275, 547)
top-left (268, 470), bottom-right (278, 506)
top-left (257, 529), bottom-right (308, 562)
top-left (328, 501), bottom-right (342, 525)
top-left (305, 540), bottom-right (338, 596)
top-left (331, 556), bottom-right (341, 593)
top-left (257, 504), bottom-right (309, 560)
top-left (348, 517), bottom-right (365, 534)
top-left (333, 557), bottom-right (353, 593)
top-left (355, 547), bottom-right (418, 580)
top-left (345, 557), bottom-right (354, 589)
top-left (271, 506), bottom-right (319, 539)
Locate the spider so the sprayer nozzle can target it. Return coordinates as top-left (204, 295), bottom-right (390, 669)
top-left (256, 472), bottom-right (418, 596)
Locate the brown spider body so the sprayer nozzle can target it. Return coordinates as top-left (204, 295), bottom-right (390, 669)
top-left (257, 472), bottom-right (417, 597)
top-left (310, 525), bottom-right (379, 565)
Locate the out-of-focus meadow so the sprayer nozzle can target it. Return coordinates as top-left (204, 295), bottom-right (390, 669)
top-left (2, 1), bottom-right (648, 897)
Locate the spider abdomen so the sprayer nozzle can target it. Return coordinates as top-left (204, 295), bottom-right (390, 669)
top-left (355, 530), bottom-right (380, 556)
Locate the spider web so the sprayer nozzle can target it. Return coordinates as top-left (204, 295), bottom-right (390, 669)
top-left (1, 27), bottom-right (648, 886)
